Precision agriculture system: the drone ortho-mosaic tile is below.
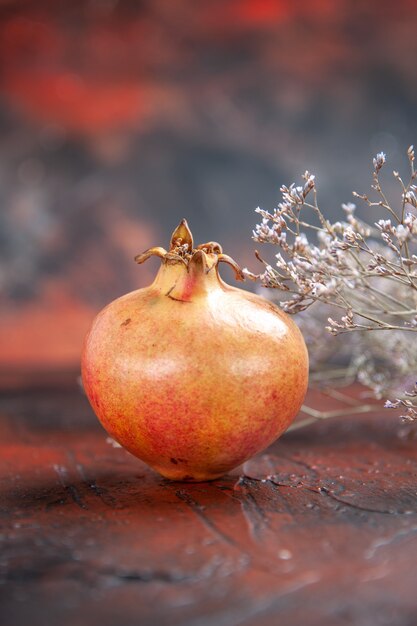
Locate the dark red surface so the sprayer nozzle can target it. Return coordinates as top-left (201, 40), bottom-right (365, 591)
top-left (1, 382), bottom-right (417, 626)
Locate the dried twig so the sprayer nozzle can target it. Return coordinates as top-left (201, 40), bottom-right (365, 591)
top-left (247, 148), bottom-right (417, 423)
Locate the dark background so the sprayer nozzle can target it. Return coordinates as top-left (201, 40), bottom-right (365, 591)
top-left (1, 0), bottom-right (417, 369)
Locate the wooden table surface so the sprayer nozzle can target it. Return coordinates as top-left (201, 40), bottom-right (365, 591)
top-left (1, 379), bottom-right (417, 626)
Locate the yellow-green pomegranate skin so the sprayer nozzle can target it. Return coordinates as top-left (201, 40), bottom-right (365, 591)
top-left (82, 226), bottom-right (308, 481)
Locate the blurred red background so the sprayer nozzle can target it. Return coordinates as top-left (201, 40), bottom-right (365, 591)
top-left (1, 0), bottom-right (417, 373)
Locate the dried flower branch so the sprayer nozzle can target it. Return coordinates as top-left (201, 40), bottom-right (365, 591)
top-left (384, 383), bottom-right (417, 423)
top-left (247, 147), bottom-right (417, 422)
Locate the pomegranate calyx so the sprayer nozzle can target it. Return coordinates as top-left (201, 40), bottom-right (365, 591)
top-left (134, 246), bottom-right (167, 264)
top-left (217, 253), bottom-right (245, 281)
top-left (170, 218), bottom-right (193, 253)
top-left (189, 249), bottom-right (218, 275)
top-left (134, 220), bottom-right (244, 281)
top-left (196, 241), bottom-right (223, 254)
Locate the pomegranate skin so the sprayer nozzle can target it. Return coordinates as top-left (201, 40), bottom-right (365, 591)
top-left (82, 227), bottom-right (308, 481)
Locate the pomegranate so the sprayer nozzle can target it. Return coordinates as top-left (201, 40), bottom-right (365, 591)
top-left (81, 220), bottom-right (308, 481)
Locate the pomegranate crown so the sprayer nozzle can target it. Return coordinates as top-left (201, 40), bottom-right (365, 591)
top-left (135, 219), bottom-right (244, 281)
